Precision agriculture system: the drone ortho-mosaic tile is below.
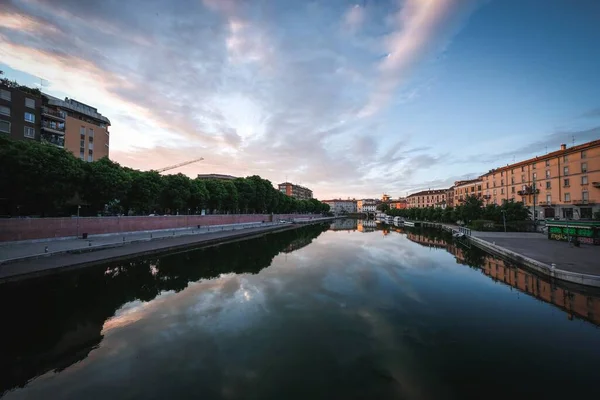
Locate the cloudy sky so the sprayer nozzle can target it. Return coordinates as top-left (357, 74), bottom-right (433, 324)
top-left (1, 0), bottom-right (599, 199)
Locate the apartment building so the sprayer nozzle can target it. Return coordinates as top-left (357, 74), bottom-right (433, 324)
top-left (389, 198), bottom-right (408, 209)
top-left (278, 182), bottom-right (313, 200)
top-left (42, 95), bottom-right (111, 162)
top-left (357, 199), bottom-right (378, 213)
top-left (322, 199), bottom-right (357, 214)
top-left (453, 178), bottom-right (483, 205)
top-left (407, 189), bottom-right (449, 209)
top-left (481, 141), bottom-right (600, 220)
top-left (0, 83), bottom-right (41, 142)
top-left (446, 187), bottom-right (455, 208)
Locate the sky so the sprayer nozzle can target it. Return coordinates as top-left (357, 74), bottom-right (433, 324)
top-left (1, 0), bottom-right (599, 200)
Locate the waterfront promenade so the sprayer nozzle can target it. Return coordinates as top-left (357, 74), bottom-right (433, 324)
top-left (0, 220), bottom-right (332, 281)
top-left (434, 223), bottom-right (600, 287)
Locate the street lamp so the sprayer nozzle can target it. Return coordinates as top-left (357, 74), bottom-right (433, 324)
top-left (76, 205), bottom-right (81, 238)
top-left (501, 210), bottom-right (507, 232)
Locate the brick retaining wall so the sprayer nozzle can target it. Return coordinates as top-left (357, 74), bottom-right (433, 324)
top-left (0, 214), bottom-right (321, 241)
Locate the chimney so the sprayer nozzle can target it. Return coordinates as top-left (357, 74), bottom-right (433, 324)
top-left (560, 144), bottom-right (566, 151)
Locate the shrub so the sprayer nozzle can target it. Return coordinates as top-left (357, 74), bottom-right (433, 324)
top-left (468, 220), bottom-right (496, 231)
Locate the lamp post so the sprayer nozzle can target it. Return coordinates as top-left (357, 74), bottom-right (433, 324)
top-left (532, 178), bottom-right (537, 227)
top-left (501, 210), bottom-right (507, 232)
top-left (76, 205), bottom-right (81, 238)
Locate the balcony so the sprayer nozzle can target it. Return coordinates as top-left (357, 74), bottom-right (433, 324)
top-left (517, 187), bottom-right (540, 196)
top-left (482, 195), bottom-right (491, 200)
top-left (593, 182), bottom-right (600, 188)
top-left (41, 120), bottom-right (65, 134)
top-left (41, 134), bottom-right (64, 148)
top-left (538, 201), bottom-right (554, 207)
top-left (42, 107), bottom-right (66, 121)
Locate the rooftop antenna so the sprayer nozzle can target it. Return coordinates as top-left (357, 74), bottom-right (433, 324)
top-left (572, 135), bottom-right (575, 147)
top-left (35, 76), bottom-right (48, 91)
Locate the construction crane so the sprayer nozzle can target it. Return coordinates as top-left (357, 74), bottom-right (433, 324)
top-left (155, 157), bottom-right (204, 173)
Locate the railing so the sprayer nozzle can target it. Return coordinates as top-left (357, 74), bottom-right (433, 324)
top-left (458, 226), bottom-right (471, 236)
top-left (42, 136), bottom-right (65, 147)
top-left (593, 182), bottom-right (600, 188)
top-left (41, 120), bottom-right (65, 132)
top-left (42, 107), bottom-right (66, 120)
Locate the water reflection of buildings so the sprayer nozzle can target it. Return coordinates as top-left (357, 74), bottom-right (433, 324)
top-left (405, 228), bottom-right (600, 327)
top-left (357, 219), bottom-right (377, 233)
top-left (329, 219), bottom-right (358, 231)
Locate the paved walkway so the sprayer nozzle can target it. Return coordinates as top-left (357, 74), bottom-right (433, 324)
top-left (436, 223), bottom-right (600, 277)
top-left (0, 222), bottom-right (278, 263)
top-left (0, 223), bottom-right (296, 281)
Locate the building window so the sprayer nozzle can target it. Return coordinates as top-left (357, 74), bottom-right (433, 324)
top-left (563, 166), bottom-right (569, 176)
top-left (564, 178), bottom-right (570, 187)
top-left (582, 191), bottom-right (589, 201)
top-left (532, 163), bottom-right (536, 169)
top-left (486, 183), bottom-right (489, 189)
top-left (25, 97), bottom-right (35, 109)
top-left (24, 126), bottom-right (35, 138)
top-left (80, 151), bottom-right (84, 160)
top-left (511, 169), bottom-right (514, 175)
top-left (582, 175), bottom-right (588, 185)
top-left (89, 128), bottom-right (94, 137)
top-left (581, 150), bottom-right (587, 159)
top-left (80, 139), bottom-right (85, 148)
top-left (0, 105), bottom-right (9, 116)
top-left (501, 179), bottom-right (504, 186)
top-left (501, 188), bottom-right (504, 195)
top-left (0, 120), bottom-right (9, 133)
top-left (511, 187), bottom-right (515, 193)
top-left (521, 166), bottom-right (525, 172)
top-left (545, 160), bottom-right (550, 167)
top-left (546, 194), bottom-right (551, 203)
top-left (521, 175), bottom-right (525, 183)
top-left (493, 189), bottom-right (497, 195)
top-left (88, 154), bottom-right (93, 162)
top-left (80, 126), bottom-right (86, 136)
top-left (564, 193), bottom-right (570, 202)
top-left (511, 177), bottom-right (514, 184)
top-left (563, 208), bottom-right (573, 219)
top-left (546, 181), bottom-right (551, 189)
top-left (580, 207), bottom-right (592, 219)
top-left (545, 170), bottom-right (550, 178)
top-left (24, 112), bottom-right (35, 123)
top-left (581, 162), bottom-right (587, 173)
top-left (532, 172), bottom-right (537, 180)
top-left (493, 181), bottom-right (496, 187)
top-left (0, 89), bottom-right (10, 101)
top-left (563, 155), bottom-right (568, 162)
top-left (501, 171), bottom-right (504, 177)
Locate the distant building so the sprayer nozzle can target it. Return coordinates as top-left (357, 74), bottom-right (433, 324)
top-left (278, 182), bottom-right (313, 200)
top-left (389, 198), bottom-right (407, 210)
top-left (196, 174), bottom-right (238, 180)
top-left (453, 178), bottom-right (483, 205)
top-left (382, 193), bottom-right (391, 202)
top-left (407, 189), bottom-right (450, 209)
top-left (357, 199), bottom-right (378, 213)
top-left (321, 199), bottom-right (357, 214)
top-left (0, 82), bottom-right (42, 142)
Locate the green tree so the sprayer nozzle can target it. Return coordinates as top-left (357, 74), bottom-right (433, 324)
top-left (123, 170), bottom-right (163, 215)
top-left (377, 203), bottom-right (390, 212)
top-left (159, 173), bottom-right (192, 214)
top-left (204, 179), bottom-right (227, 213)
top-left (461, 195), bottom-right (483, 224)
top-left (189, 178), bottom-right (209, 214)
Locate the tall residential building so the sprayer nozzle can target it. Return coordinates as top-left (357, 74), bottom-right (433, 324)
top-left (480, 141), bottom-right (600, 220)
top-left (42, 95), bottom-right (111, 162)
top-left (0, 83), bottom-right (41, 142)
top-left (278, 182), bottom-right (313, 200)
top-left (407, 189), bottom-right (449, 209)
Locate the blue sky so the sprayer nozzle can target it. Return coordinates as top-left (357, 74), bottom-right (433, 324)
top-left (1, 0), bottom-right (599, 199)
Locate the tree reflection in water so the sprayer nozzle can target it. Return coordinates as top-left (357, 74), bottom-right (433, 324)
top-left (0, 223), bottom-right (329, 396)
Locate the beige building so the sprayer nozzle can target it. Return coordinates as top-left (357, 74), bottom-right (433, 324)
top-left (453, 178), bottom-right (483, 205)
top-left (407, 189), bottom-right (449, 209)
top-left (480, 141), bottom-right (600, 220)
top-left (42, 95), bottom-right (110, 161)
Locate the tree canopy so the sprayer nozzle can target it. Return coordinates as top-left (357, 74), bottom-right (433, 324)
top-left (0, 136), bottom-right (330, 217)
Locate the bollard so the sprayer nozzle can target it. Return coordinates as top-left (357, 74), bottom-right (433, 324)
top-left (45, 246), bottom-right (49, 253)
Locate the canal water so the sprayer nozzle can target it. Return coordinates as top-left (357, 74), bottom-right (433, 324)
top-left (1, 221), bottom-right (600, 399)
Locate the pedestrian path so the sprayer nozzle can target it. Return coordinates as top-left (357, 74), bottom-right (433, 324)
top-left (0, 222), bottom-right (279, 264)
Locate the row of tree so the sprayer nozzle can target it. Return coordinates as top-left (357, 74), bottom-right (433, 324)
top-left (379, 195), bottom-right (530, 224)
top-left (0, 136), bottom-right (330, 217)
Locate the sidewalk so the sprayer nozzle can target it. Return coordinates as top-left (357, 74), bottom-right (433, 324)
top-left (0, 223), bottom-right (302, 281)
top-left (0, 222), bottom-right (279, 264)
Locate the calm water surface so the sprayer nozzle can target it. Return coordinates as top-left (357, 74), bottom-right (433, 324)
top-left (1, 221), bottom-right (600, 400)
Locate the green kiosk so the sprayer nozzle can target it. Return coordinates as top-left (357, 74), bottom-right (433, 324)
top-left (546, 220), bottom-right (600, 245)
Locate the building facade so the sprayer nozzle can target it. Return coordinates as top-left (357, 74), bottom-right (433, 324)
top-left (322, 199), bottom-right (357, 214)
top-left (389, 198), bottom-right (408, 209)
top-left (278, 182), bottom-right (313, 200)
top-left (357, 199), bottom-right (378, 213)
top-left (0, 83), bottom-right (41, 142)
top-left (407, 189), bottom-right (449, 209)
top-left (453, 178), bottom-right (483, 205)
top-left (44, 96), bottom-right (111, 162)
top-left (480, 142), bottom-right (600, 220)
